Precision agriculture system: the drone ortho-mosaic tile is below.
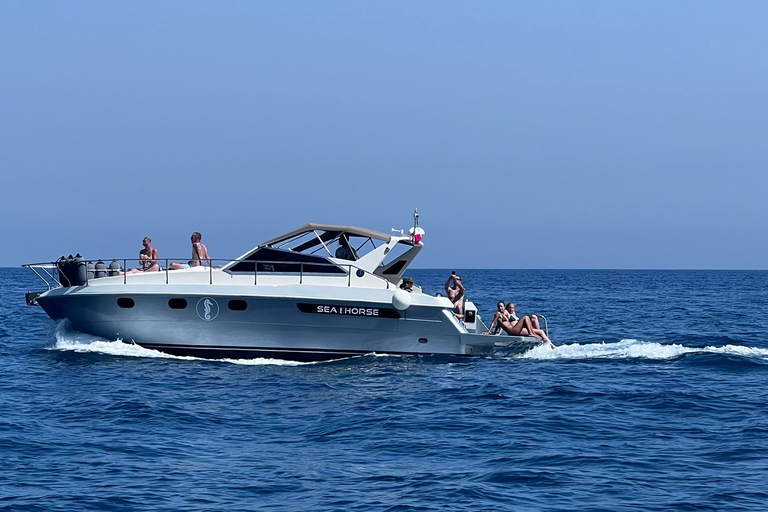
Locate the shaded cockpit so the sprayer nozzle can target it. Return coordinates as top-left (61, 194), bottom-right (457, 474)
top-left (222, 224), bottom-right (421, 282)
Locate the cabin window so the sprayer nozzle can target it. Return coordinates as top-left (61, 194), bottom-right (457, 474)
top-left (117, 298), bottom-right (135, 308)
top-left (380, 240), bottom-right (415, 274)
top-left (168, 298), bottom-right (188, 309)
top-left (228, 300), bottom-right (247, 311)
top-left (227, 247), bottom-right (346, 274)
top-left (382, 260), bottom-right (407, 275)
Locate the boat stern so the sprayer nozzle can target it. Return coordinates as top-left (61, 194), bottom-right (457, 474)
top-left (461, 333), bottom-right (545, 357)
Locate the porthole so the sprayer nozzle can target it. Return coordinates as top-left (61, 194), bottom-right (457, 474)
top-left (228, 300), bottom-right (247, 311)
top-left (168, 298), bottom-right (188, 309)
top-left (356, 269), bottom-right (365, 278)
top-left (117, 298), bottom-right (135, 308)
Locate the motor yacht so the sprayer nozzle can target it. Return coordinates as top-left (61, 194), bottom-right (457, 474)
top-left (24, 213), bottom-right (546, 361)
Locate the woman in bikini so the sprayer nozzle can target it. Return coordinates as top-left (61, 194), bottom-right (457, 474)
top-left (484, 301), bottom-right (510, 335)
top-left (498, 302), bottom-right (555, 348)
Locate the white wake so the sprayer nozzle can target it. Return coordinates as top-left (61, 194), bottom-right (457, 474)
top-left (49, 322), bottom-right (308, 366)
top-left (517, 338), bottom-right (768, 361)
top-left (50, 323), bottom-right (768, 365)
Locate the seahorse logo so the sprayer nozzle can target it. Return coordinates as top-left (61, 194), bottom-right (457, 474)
top-left (196, 297), bottom-right (219, 321)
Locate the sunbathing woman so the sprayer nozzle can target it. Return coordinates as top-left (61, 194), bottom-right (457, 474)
top-left (483, 301), bottom-right (510, 335)
top-left (498, 302), bottom-right (556, 348)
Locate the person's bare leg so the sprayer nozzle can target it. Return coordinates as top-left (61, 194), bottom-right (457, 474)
top-left (518, 316), bottom-right (538, 337)
top-left (501, 316), bottom-right (538, 337)
top-left (531, 328), bottom-right (551, 343)
top-left (526, 314), bottom-right (555, 348)
top-left (529, 327), bottom-right (555, 348)
top-left (503, 322), bottom-right (532, 336)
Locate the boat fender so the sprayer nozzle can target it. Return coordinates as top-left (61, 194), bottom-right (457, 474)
top-left (86, 261), bottom-right (95, 281)
top-left (56, 256), bottom-right (70, 287)
top-left (63, 255), bottom-right (75, 287)
top-left (74, 254), bottom-right (87, 285)
top-left (95, 260), bottom-right (106, 279)
top-left (108, 260), bottom-right (121, 277)
top-left (392, 289), bottom-right (412, 310)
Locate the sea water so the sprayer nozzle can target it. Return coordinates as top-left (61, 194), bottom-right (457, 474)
top-left (1, 268), bottom-right (767, 511)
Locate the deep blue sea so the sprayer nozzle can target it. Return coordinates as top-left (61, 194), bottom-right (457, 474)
top-left (2, 268), bottom-right (768, 511)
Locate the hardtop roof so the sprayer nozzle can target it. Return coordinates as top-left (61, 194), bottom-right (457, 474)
top-left (263, 223), bottom-right (393, 247)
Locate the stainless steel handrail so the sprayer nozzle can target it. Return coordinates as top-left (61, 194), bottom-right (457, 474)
top-left (538, 314), bottom-right (549, 337)
top-left (22, 264), bottom-right (59, 290)
top-left (23, 257), bottom-right (395, 290)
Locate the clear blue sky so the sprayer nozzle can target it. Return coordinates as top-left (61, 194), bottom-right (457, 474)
top-left (2, 1), bottom-right (767, 269)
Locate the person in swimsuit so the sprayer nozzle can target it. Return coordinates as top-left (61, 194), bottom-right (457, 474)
top-left (507, 304), bottom-right (544, 336)
top-left (484, 301), bottom-right (510, 335)
top-left (170, 232), bottom-right (211, 269)
top-left (498, 302), bottom-right (555, 348)
top-left (139, 237), bottom-right (160, 271)
top-left (445, 272), bottom-right (465, 319)
top-left (120, 237), bottom-right (160, 274)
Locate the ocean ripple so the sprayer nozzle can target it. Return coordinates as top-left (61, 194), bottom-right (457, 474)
top-left (3, 268), bottom-right (768, 511)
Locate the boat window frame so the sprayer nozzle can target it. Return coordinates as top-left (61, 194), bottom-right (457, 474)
top-left (224, 247), bottom-right (349, 275)
top-left (221, 224), bottom-right (398, 274)
top-left (233, 229), bottom-right (381, 266)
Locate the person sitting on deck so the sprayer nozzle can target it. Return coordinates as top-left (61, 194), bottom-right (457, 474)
top-left (120, 237), bottom-right (160, 274)
top-left (170, 232), bottom-right (211, 270)
top-left (399, 276), bottom-right (414, 292)
top-left (497, 302), bottom-right (555, 348)
top-left (483, 301), bottom-right (510, 335)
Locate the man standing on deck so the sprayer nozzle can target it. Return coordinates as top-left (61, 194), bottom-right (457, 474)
top-left (445, 272), bottom-right (465, 319)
